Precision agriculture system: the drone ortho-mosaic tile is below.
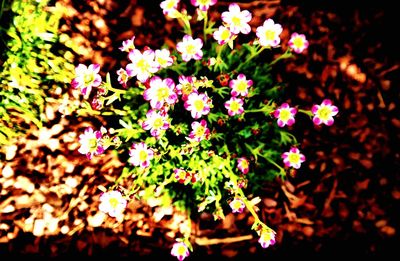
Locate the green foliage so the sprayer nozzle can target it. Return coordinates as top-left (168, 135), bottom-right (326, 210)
top-left (0, 0), bottom-right (75, 145)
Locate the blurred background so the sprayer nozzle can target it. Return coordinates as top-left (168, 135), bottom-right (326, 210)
top-left (0, 0), bottom-right (399, 260)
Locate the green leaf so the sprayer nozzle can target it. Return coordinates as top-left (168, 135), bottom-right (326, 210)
top-left (228, 39), bottom-right (234, 50)
top-left (105, 94), bottom-right (119, 106)
top-left (238, 128), bottom-right (252, 139)
top-left (119, 119), bottom-right (131, 129)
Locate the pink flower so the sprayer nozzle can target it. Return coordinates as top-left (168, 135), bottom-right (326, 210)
top-left (78, 127), bottom-right (104, 159)
top-left (171, 241), bottom-right (190, 261)
top-left (155, 48), bottom-right (174, 68)
top-left (229, 197), bottom-right (245, 213)
top-left (288, 33), bottom-right (309, 54)
top-left (256, 19), bottom-right (283, 47)
top-left (237, 157), bottom-right (249, 174)
top-left (129, 142), bottom-right (154, 168)
top-left (176, 35), bottom-right (203, 62)
top-left (142, 109), bottom-right (170, 139)
top-left (126, 49), bottom-right (159, 83)
top-left (273, 103), bottom-right (297, 127)
top-left (117, 68), bottom-right (129, 88)
top-left (258, 229), bottom-right (276, 249)
top-left (312, 99), bottom-right (339, 126)
top-left (176, 75), bottom-right (197, 101)
top-left (282, 147), bottom-right (306, 169)
top-left (99, 190), bottom-right (127, 218)
top-left (221, 3), bottom-right (252, 35)
top-left (229, 74), bottom-right (253, 97)
top-left (143, 76), bottom-right (178, 109)
top-left (91, 97), bottom-right (103, 110)
top-left (160, 0), bottom-right (180, 17)
top-left (225, 97), bottom-right (244, 116)
top-left (71, 64), bottom-right (102, 99)
top-left (190, 0), bottom-right (217, 11)
top-left (213, 25), bottom-right (233, 45)
top-left (119, 36), bottom-right (135, 52)
top-left (174, 168), bottom-right (190, 184)
top-left (188, 119), bottom-right (210, 142)
top-left (184, 92), bottom-right (212, 119)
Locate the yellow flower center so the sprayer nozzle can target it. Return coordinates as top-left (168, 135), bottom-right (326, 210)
top-left (139, 150), bottom-right (148, 162)
top-left (194, 99), bottom-right (205, 111)
top-left (230, 100), bottom-right (240, 112)
top-left (232, 16), bottom-right (241, 26)
top-left (317, 106), bottom-right (332, 121)
top-left (195, 126), bottom-right (205, 137)
top-left (221, 29), bottom-right (231, 40)
top-left (198, 0), bottom-right (210, 5)
top-left (89, 138), bottom-right (98, 150)
top-left (84, 73), bottom-right (94, 85)
top-left (288, 153), bottom-right (300, 164)
top-left (166, 0), bottom-right (175, 9)
top-left (236, 81), bottom-right (247, 92)
top-left (232, 200), bottom-right (242, 209)
top-left (176, 245), bottom-right (187, 256)
top-left (156, 86), bottom-right (170, 101)
top-left (261, 231), bottom-right (272, 241)
top-left (185, 44), bottom-right (196, 55)
top-left (240, 160), bottom-right (249, 169)
top-left (293, 37), bottom-right (304, 49)
top-left (120, 72), bottom-right (128, 81)
top-left (137, 58), bottom-right (149, 72)
top-left (182, 83), bottom-right (193, 96)
top-left (265, 30), bottom-right (276, 41)
top-left (279, 109), bottom-right (291, 122)
top-left (109, 197), bottom-right (119, 209)
top-left (178, 171), bottom-right (186, 180)
top-left (153, 117), bottom-right (164, 129)
top-left (157, 57), bottom-right (167, 66)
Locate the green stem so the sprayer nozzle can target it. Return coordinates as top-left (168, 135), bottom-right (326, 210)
top-left (77, 108), bottom-right (101, 116)
top-left (236, 45), bottom-right (266, 72)
top-left (181, 15), bottom-right (192, 36)
top-left (108, 85), bottom-right (126, 95)
top-left (265, 157), bottom-right (286, 176)
top-left (245, 107), bottom-right (274, 114)
top-left (168, 63), bottom-right (184, 75)
top-left (203, 11), bottom-right (208, 45)
top-left (214, 43), bottom-right (226, 72)
top-left (101, 109), bottom-right (128, 116)
top-left (237, 188), bottom-right (261, 223)
top-left (216, 44), bottom-right (223, 60)
top-left (185, 211), bottom-right (192, 239)
top-left (298, 109), bottom-right (313, 117)
top-left (245, 102), bottom-right (275, 114)
top-left (115, 168), bottom-right (132, 187)
top-left (269, 48), bottom-right (293, 66)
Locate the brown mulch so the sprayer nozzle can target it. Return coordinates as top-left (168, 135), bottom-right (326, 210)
top-left (1, 0), bottom-right (399, 259)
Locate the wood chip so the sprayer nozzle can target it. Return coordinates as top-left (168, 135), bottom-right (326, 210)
top-left (87, 212), bottom-right (106, 227)
top-left (1, 204), bottom-right (15, 213)
top-left (4, 145), bottom-right (18, 160)
top-left (33, 219), bottom-right (45, 237)
top-left (1, 165), bottom-right (14, 178)
top-left (380, 226), bottom-right (396, 236)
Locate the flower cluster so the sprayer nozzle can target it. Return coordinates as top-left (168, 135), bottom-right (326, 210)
top-left (72, 1), bottom-right (339, 260)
